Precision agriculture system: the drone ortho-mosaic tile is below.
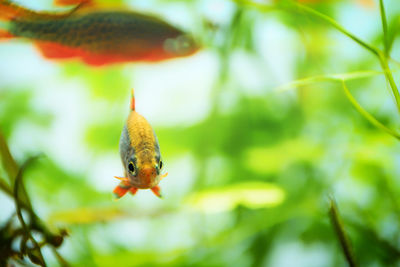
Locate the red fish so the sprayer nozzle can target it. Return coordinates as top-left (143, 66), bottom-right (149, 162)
top-left (0, 0), bottom-right (199, 66)
top-left (113, 89), bottom-right (168, 199)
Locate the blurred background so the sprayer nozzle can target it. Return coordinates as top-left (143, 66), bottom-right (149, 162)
top-left (1, 0), bottom-right (400, 266)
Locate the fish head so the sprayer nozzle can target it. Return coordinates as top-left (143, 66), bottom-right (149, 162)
top-left (163, 34), bottom-right (199, 58)
top-left (124, 149), bottom-right (163, 189)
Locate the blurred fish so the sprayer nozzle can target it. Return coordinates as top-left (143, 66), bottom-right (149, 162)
top-left (0, 0), bottom-right (199, 66)
top-left (113, 89), bottom-right (167, 199)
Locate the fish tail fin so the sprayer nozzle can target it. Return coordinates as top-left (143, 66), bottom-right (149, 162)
top-left (113, 183), bottom-right (130, 199)
top-left (130, 88), bottom-right (135, 111)
top-left (0, 0), bottom-right (19, 21)
top-left (0, 0), bottom-right (41, 21)
top-left (0, 28), bottom-right (13, 39)
top-left (0, 0), bottom-right (82, 21)
top-left (0, 5), bottom-right (13, 39)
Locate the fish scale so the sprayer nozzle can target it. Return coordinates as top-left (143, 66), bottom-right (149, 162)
top-left (11, 12), bottom-right (179, 45)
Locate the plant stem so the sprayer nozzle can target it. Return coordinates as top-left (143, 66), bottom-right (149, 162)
top-left (236, 0), bottom-right (400, 114)
top-left (293, 3), bottom-right (379, 57)
top-left (14, 156), bottom-right (47, 267)
top-left (0, 131), bottom-right (33, 210)
top-left (342, 81), bottom-right (400, 140)
top-left (379, 0), bottom-right (389, 56)
top-left (0, 177), bottom-right (13, 195)
top-left (0, 131), bottom-right (18, 182)
top-left (378, 52), bottom-right (400, 113)
top-left (329, 197), bottom-right (357, 267)
top-left (291, 2), bottom-right (400, 113)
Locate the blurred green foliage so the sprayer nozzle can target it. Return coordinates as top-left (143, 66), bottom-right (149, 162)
top-left (1, 0), bottom-right (400, 266)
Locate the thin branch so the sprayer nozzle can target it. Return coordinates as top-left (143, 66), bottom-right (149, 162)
top-left (329, 197), bottom-right (357, 267)
top-left (275, 75), bottom-right (400, 141)
top-left (292, 2), bottom-right (400, 114)
top-left (275, 69), bottom-right (385, 93)
top-left (14, 155), bottom-right (46, 267)
top-left (235, 0), bottom-right (400, 114)
top-left (341, 81), bottom-right (400, 140)
top-left (0, 131), bottom-right (18, 181)
top-left (377, 53), bottom-right (400, 114)
top-left (0, 177), bottom-right (13, 195)
top-left (293, 3), bottom-right (379, 57)
top-left (379, 0), bottom-right (389, 56)
top-left (387, 16), bottom-right (400, 53)
top-left (0, 131), bottom-right (33, 210)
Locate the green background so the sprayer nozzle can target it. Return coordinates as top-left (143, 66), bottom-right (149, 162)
top-left (1, 0), bottom-right (400, 266)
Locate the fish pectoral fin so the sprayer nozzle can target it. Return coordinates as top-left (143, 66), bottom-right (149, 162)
top-left (129, 187), bottom-right (138, 195)
top-left (114, 176), bottom-right (129, 182)
top-left (113, 184), bottom-right (130, 199)
top-left (150, 186), bottom-right (162, 198)
top-left (160, 172), bottom-right (168, 180)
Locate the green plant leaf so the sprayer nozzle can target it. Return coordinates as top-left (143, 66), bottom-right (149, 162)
top-left (185, 182), bottom-right (285, 213)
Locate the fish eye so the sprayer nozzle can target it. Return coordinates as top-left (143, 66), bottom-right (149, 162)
top-left (176, 35), bottom-right (193, 54)
top-left (159, 160), bottom-right (163, 170)
top-left (177, 35), bottom-right (190, 46)
top-left (128, 161), bottom-right (136, 174)
top-left (164, 35), bottom-right (195, 55)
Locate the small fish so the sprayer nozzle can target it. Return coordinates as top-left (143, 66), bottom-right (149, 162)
top-left (113, 89), bottom-right (167, 199)
top-left (0, 0), bottom-right (199, 66)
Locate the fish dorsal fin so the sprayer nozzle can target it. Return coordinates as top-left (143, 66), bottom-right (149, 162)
top-left (130, 89), bottom-right (136, 111)
top-left (54, 0), bottom-right (94, 7)
top-left (54, 0), bottom-right (96, 10)
top-left (54, 0), bottom-right (122, 12)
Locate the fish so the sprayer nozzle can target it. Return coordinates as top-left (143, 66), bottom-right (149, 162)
top-left (113, 89), bottom-right (167, 199)
top-left (0, 0), bottom-right (199, 66)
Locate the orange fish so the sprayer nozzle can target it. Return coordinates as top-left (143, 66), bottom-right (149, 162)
top-left (0, 0), bottom-right (199, 66)
top-left (113, 89), bottom-right (167, 199)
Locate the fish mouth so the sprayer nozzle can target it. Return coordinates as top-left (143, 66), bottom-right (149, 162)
top-left (134, 183), bottom-right (155, 189)
top-left (131, 167), bottom-right (158, 189)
